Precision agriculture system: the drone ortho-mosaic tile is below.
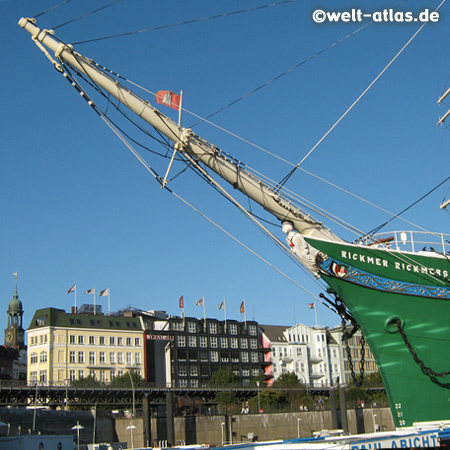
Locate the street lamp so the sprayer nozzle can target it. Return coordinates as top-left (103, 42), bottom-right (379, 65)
top-left (127, 424), bottom-right (136, 449)
top-left (72, 421), bottom-right (84, 450)
top-left (297, 418), bottom-right (302, 438)
top-left (221, 422), bottom-right (226, 446)
top-left (127, 371), bottom-right (136, 449)
top-left (256, 381), bottom-right (261, 413)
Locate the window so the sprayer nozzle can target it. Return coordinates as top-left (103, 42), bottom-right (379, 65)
top-left (100, 336), bottom-right (105, 345)
top-left (210, 351), bottom-right (219, 362)
top-left (69, 335), bottom-right (76, 344)
top-left (126, 337), bottom-right (132, 346)
top-left (110, 352), bottom-right (116, 364)
top-left (89, 352), bottom-right (95, 365)
top-left (210, 337), bottom-right (218, 348)
top-left (199, 351), bottom-right (208, 362)
top-left (78, 370), bottom-right (84, 379)
top-left (251, 352), bottom-right (259, 363)
top-left (230, 338), bottom-right (238, 349)
top-left (240, 338), bottom-right (248, 349)
top-left (126, 352), bottom-right (132, 365)
top-left (178, 365), bottom-right (187, 376)
top-left (39, 351), bottom-right (47, 363)
top-left (30, 371), bottom-right (38, 383)
top-left (118, 337), bottom-right (123, 346)
top-left (177, 336), bottom-right (186, 347)
top-left (209, 323), bottom-right (217, 334)
top-left (250, 339), bottom-right (258, 349)
top-left (248, 324), bottom-right (257, 335)
top-left (78, 336), bottom-right (84, 344)
top-left (78, 351), bottom-right (85, 363)
top-left (135, 338), bottom-right (140, 346)
top-left (30, 352), bottom-right (38, 364)
top-left (99, 352), bottom-right (106, 364)
top-left (90, 370), bottom-right (96, 379)
top-left (179, 379), bottom-right (188, 387)
top-left (90, 336), bottom-right (96, 345)
top-left (297, 348), bottom-right (302, 356)
top-left (242, 368), bottom-right (250, 377)
top-left (110, 369), bottom-right (116, 380)
top-left (241, 352), bottom-right (249, 362)
top-left (100, 370), bottom-right (106, 382)
top-left (70, 370), bottom-right (76, 381)
top-left (118, 352), bottom-right (124, 364)
top-left (188, 322), bottom-right (197, 333)
top-left (252, 368), bottom-right (260, 377)
top-left (220, 337), bottom-right (228, 348)
top-left (229, 323), bottom-right (238, 335)
top-left (172, 321), bottom-right (183, 331)
top-left (135, 353), bottom-right (141, 364)
top-left (188, 336), bottom-right (197, 347)
top-left (190, 365), bottom-right (198, 376)
top-left (199, 336), bottom-right (207, 348)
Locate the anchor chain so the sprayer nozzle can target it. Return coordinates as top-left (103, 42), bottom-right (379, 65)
top-left (394, 319), bottom-right (450, 388)
top-left (321, 293), bottom-right (366, 387)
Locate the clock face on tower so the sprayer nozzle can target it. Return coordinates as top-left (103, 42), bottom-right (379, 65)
top-left (5, 331), bottom-right (13, 341)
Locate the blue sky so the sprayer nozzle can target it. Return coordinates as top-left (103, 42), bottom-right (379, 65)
top-left (2, 0), bottom-right (450, 334)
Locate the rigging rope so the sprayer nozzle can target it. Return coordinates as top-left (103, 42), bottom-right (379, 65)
top-left (71, 0), bottom-right (297, 45)
top-left (52, 0), bottom-right (124, 30)
top-left (189, 20), bottom-right (372, 129)
top-left (276, 0), bottom-right (441, 191)
top-left (366, 173), bottom-right (450, 237)
top-left (33, 0), bottom-right (73, 19)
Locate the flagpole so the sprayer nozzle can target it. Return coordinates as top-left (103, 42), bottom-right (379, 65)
top-left (178, 90), bottom-right (183, 127)
top-left (108, 290), bottom-right (110, 315)
top-left (202, 296), bottom-right (206, 324)
top-left (75, 285), bottom-right (77, 312)
top-left (315, 304), bottom-right (318, 327)
top-left (224, 299), bottom-right (227, 333)
top-left (93, 287), bottom-right (96, 315)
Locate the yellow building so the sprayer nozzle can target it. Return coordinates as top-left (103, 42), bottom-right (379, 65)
top-left (27, 306), bottom-right (145, 385)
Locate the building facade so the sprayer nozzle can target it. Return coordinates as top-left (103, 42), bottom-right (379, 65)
top-left (145, 316), bottom-right (267, 387)
top-left (260, 322), bottom-right (376, 388)
top-left (27, 306), bottom-right (145, 385)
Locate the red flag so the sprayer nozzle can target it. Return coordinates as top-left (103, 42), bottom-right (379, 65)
top-left (240, 300), bottom-right (245, 314)
top-left (308, 302), bottom-right (315, 309)
top-left (156, 90), bottom-right (181, 110)
top-left (179, 295), bottom-right (184, 309)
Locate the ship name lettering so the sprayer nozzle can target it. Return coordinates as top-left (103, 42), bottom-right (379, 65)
top-left (393, 264), bottom-right (450, 281)
top-left (340, 251), bottom-right (388, 268)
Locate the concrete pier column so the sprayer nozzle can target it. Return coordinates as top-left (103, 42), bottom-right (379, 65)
top-left (166, 390), bottom-right (175, 446)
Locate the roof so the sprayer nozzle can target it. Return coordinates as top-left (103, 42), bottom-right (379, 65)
top-left (259, 324), bottom-right (289, 343)
top-left (27, 307), bottom-right (143, 331)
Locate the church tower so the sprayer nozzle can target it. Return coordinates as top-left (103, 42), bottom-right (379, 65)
top-left (5, 274), bottom-right (25, 349)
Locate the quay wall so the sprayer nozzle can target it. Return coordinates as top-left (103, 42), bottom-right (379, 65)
top-left (116, 408), bottom-right (394, 448)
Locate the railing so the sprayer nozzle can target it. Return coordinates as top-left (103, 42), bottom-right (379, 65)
top-left (359, 231), bottom-right (450, 255)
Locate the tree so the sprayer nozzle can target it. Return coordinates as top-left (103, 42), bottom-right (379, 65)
top-left (272, 372), bottom-right (302, 388)
top-left (209, 368), bottom-right (242, 387)
top-left (110, 370), bottom-right (143, 387)
top-left (272, 372), bottom-right (312, 410)
top-left (70, 375), bottom-right (103, 387)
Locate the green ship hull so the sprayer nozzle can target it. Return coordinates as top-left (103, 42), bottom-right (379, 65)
top-left (305, 235), bottom-right (450, 427)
